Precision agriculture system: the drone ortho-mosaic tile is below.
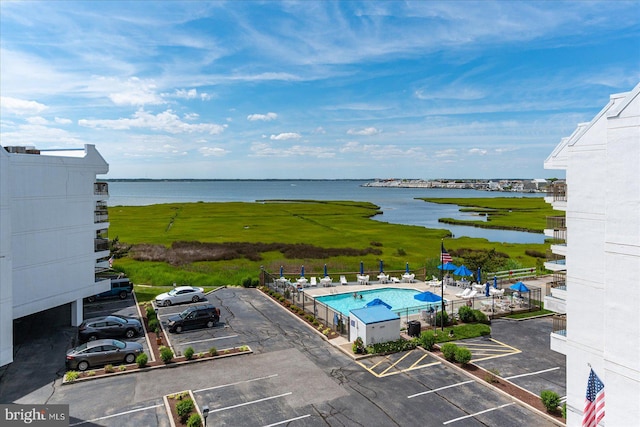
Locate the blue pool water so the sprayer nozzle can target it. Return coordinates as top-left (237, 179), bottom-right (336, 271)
top-left (316, 287), bottom-right (444, 316)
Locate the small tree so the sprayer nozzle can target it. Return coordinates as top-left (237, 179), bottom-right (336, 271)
top-left (136, 353), bottom-right (148, 368)
top-left (184, 347), bottom-right (195, 360)
top-left (540, 390), bottom-right (561, 413)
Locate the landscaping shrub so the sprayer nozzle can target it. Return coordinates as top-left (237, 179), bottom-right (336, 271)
top-left (136, 353), bottom-right (148, 368)
top-left (208, 347), bottom-right (217, 356)
top-left (65, 371), bottom-right (79, 382)
top-left (458, 306), bottom-right (474, 323)
top-left (441, 343), bottom-right (458, 362)
top-left (435, 311), bottom-right (450, 327)
top-left (367, 339), bottom-right (417, 355)
top-left (104, 364), bottom-right (115, 373)
top-left (176, 398), bottom-right (194, 423)
top-left (352, 337), bottom-right (365, 354)
top-left (540, 390), bottom-right (561, 413)
top-left (454, 346), bottom-right (472, 365)
top-left (186, 413), bottom-right (202, 427)
top-left (242, 276), bottom-right (254, 287)
top-left (148, 318), bottom-right (159, 332)
top-left (418, 331), bottom-right (436, 351)
top-left (562, 402), bottom-right (567, 419)
top-left (485, 368), bottom-right (500, 384)
top-left (184, 347), bottom-right (195, 360)
top-left (472, 309), bottom-right (489, 324)
top-left (159, 346), bottom-right (174, 363)
top-left (252, 278), bottom-right (260, 287)
top-left (146, 305), bottom-right (156, 320)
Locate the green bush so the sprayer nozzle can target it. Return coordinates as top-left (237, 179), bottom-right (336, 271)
top-left (435, 311), bottom-right (449, 327)
top-left (540, 390), bottom-right (561, 413)
top-left (159, 346), bottom-right (174, 363)
top-left (186, 413), bottom-right (202, 427)
top-left (562, 402), bottom-right (566, 418)
top-left (104, 364), bottom-right (115, 373)
top-left (136, 353), bottom-right (148, 368)
top-left (454, 347), bottom-right (472, 365)
top-left (145, 305), bottom-right (156, 320)
top-left (418, 331), bottom-right (436, 351)
top-left (208, 347), bottom-right (217, 356)
top-left (252, 278), bottom-right (260, 287)
top-left (176, 398), bottom-right (194, 422)
top-left (184, 347), bottom-right (195, 360)
top-left (242, 276), bottom-right (254, 287)
top-left (65, 371), bottom-right (79, 382)
top-left (458, 306), bottom-right (475, 323)
top-left (472, 310), bottom-right (489, 324)
top-left (367, 339), bottom-right (417, 355)
top-left (352, 337), bottom-right (365, 354)
top-left (148, 318), bottom-right (159, 332)
top-left (441, 343), bottom-right (458, 362)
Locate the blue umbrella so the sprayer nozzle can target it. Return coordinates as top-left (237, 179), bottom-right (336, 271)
top-left (476, 267), bottom-right (482, 283)
top-left (380, 260), bottom-right (384, 273)
top-left (493, 276), bottom-right (498, 289)
top-left (405, 262), bottom-right (410, 273)
top-left (413, 291), bottom-right (442, 303)
top-left (454, 264), bottom-right (473, 277)
top-left (280, 266), bottom-right (284, 277)
top-left (485, 282), bottom-right (490, 297)
top-left (324, 264), bottom-right (328, 277)
top-left (437, 263), bottom-right (457, 271)
top-left (301, 265), bottom-right (305, 277)
top-left (510, 282), bottom-right (530, 292)
top-left (366, 298), bottom-right (392, 309)
top-left (360, 261), bottom-right (364, 275)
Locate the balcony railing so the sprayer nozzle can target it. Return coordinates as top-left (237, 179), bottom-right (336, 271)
top-left (94, 211), bottom-right (109, 223)
top-left (94, 238), bottom-right (109, 252)
top-left (546, 250), bottom-right (565, 263)
top-left (546, 182), bottom-right (567, 202)
top-left (94, 182), bottom-right (109, 196)
top-left (550, 271), bottom-right (566, 289)
top-left (552, 315), bottom-right (567, 336)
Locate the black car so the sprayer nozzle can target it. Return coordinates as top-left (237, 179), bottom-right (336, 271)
top-left (66, 339), bottom-right (143, 371)
top-left (167, 304), bottom-right (220, 333)
top-left (78, 315), bottom-right (143, 342)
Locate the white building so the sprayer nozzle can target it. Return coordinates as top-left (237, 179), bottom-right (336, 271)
top-left (349, 305), bottom-right (400, 345)
top-left (0, 145), bottom-right (110, 367)
top-left (544, 83), bottom-right (640, 426)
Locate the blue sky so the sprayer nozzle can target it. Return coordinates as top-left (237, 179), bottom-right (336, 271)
top-left (1, 1), bottom-right (638, 179)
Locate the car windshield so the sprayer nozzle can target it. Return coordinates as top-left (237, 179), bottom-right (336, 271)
top-left (112, 340), bottom-right (125, 349)
top-left (75, 343), bottom-right (88, 351)
top-left (178, 309), bottom-right (192, 319)
top-left (111, 316), bottom-right (126, 324)
top-left (167, 289), bottom-right (178, 296)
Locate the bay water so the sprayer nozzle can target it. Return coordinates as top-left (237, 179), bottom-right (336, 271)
top-left (106, 180), bottom-right (545, 244)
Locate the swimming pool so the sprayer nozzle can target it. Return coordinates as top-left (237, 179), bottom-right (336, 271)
top-left (316, 287), bottom-right (444, 316)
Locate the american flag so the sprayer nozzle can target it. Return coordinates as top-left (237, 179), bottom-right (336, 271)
top-left (583, 368), bottom-right (605, 427)
top-left (441, 242), bottom-right (453, 264)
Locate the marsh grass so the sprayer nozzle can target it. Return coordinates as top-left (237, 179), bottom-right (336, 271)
top-left (109, 200), bottom-right (552, 288)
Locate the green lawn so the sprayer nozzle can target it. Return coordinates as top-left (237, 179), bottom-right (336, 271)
top-left (109, 199), bottom-right (554, 287)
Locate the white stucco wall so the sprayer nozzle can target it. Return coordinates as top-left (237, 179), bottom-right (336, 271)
top-left (0, 145), bottom-right (109, 367)
top-left (0, 148), bottom-right (14, 367)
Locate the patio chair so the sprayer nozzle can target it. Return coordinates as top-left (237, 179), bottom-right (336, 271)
top-left (461, 289), bottom-right (478, 299)
top-left (340, 275), bottom-right (348, 286)
top-left (456, 288), bottom-right (471, 298)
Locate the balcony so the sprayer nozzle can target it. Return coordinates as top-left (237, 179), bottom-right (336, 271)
top-left (94, 201), bottom-right (109, 223)
top-left (545, 250), bottom-right (566, 272)
top-left (94, 238), bottom-right (109, 252)
top-left (94, 182), bottom-right (109, 196)
top-left (544, 182), bottom-right (567, 211)
top-left (550, 314), bottom-right (567, 354)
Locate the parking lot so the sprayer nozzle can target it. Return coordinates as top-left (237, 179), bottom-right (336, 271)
top-left (1, 287), bottom-right (563, 426)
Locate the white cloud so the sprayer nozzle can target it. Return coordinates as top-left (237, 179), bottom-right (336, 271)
top-left (250, 142), bottom-right (334, 158)
top-left (247, 112), bottom-right (278, 121)
top-left (198, 146), bottom-right (228, 157)
top-left (175, 89), bottom-right (198, 99)
top-left (0, 97), bottom-right (47, 115)
top-left (184, 113), bottom-right (200, 121)
top-left (270, 132), bottom-right (301, 140)
top-left (107, 77), bottom-right (165, 106)
top-left (78, 109), bottom-right (226, 135)
top-left (313, 126), bottom-right (326, 134)
top-left (435, 149), bottom-right (457, 158)
top-left (55, 117), bottom-right (72, 125)
top-left (25, 116), bottom-right (49, 125)
top-left (347, 127), bottom-right (381, 136)
top-left (469, 148), bottom-right (487, 155)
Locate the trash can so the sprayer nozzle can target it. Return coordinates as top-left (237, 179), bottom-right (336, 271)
top-left (408, 320), bottom-right (421, 337)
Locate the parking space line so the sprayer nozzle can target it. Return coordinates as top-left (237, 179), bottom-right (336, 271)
top-left (194, 374), bottom-right (278, 393)
top-left (407, 380), bottom-right (474, 399)
top-left (209, 392), bottom-right (292, 413)
top-left (263, 414), bottom-right (311, 426)
top-left (442, 402), bottom-right (515, 425)
top-left (180, 334), bottom-right (239, 346)
top-left (504, 367), bottom-right (560, 380)
top-left (462, 338), bottom-right (521, 363)
top-left (379, 351), bottom-right (414, 376)
top-left (69, 404), bottom-right (163, 426)
top-left (357, 349), bottom-right (441, 378)
top-left (408, 353), bottom-right (432, 370)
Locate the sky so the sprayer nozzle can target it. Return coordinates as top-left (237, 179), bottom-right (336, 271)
top-left (1, 1), bottom-right (638, 180)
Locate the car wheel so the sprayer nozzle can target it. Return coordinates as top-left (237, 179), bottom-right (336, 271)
top-left (163, 300), bottom-right (172, 307)
top-left (175, 325), bottom-right (183, 333)
top-left (118, 291), bottom-right (127, 299)
top-left (124, 353), bottom-right (136, 364)
top-left (77, 361), bottom-right (89, 371)
top-left (192, 295), bottom-right (200, 303)
top-left (88, 334), bottom-right (98, 341)
top-left (125, 329), bottom-right (136, 338)
top-left (206, 320), bottom-right (214, 328)
top-left (87, 296), bottom-right (96, 303)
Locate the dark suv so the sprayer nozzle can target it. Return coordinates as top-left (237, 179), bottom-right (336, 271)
top-left (167, 304), bottom-right (220, 333)
top-left (87, 276), bottom-right (133, 302)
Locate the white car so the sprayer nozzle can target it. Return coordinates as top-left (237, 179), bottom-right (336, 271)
top-left (155, 286), bottom-right (205, 306)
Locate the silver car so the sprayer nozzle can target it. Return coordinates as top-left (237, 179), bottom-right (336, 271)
top-left (66, 339), bottom-right (143, 371)
top-left (155, 286), bottom-right (205, 306)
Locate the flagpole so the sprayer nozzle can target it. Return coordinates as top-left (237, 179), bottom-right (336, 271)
top-left (440, 240), bottom-right (445, 331)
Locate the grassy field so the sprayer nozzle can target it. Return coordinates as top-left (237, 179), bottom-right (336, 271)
top-left (108, 199), bottom-right (553, 288)
top-left (419, 197), bottom-right (561, 233)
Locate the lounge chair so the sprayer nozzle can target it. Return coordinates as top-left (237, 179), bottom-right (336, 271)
top-left (456, 288), bottom-right (471, 298)
top-left (462, 289), bottom-right (478, 299)
top-left (340, 275), bottom-right (348, 286)
top-left (310, 277), bottom-right (318, 287)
